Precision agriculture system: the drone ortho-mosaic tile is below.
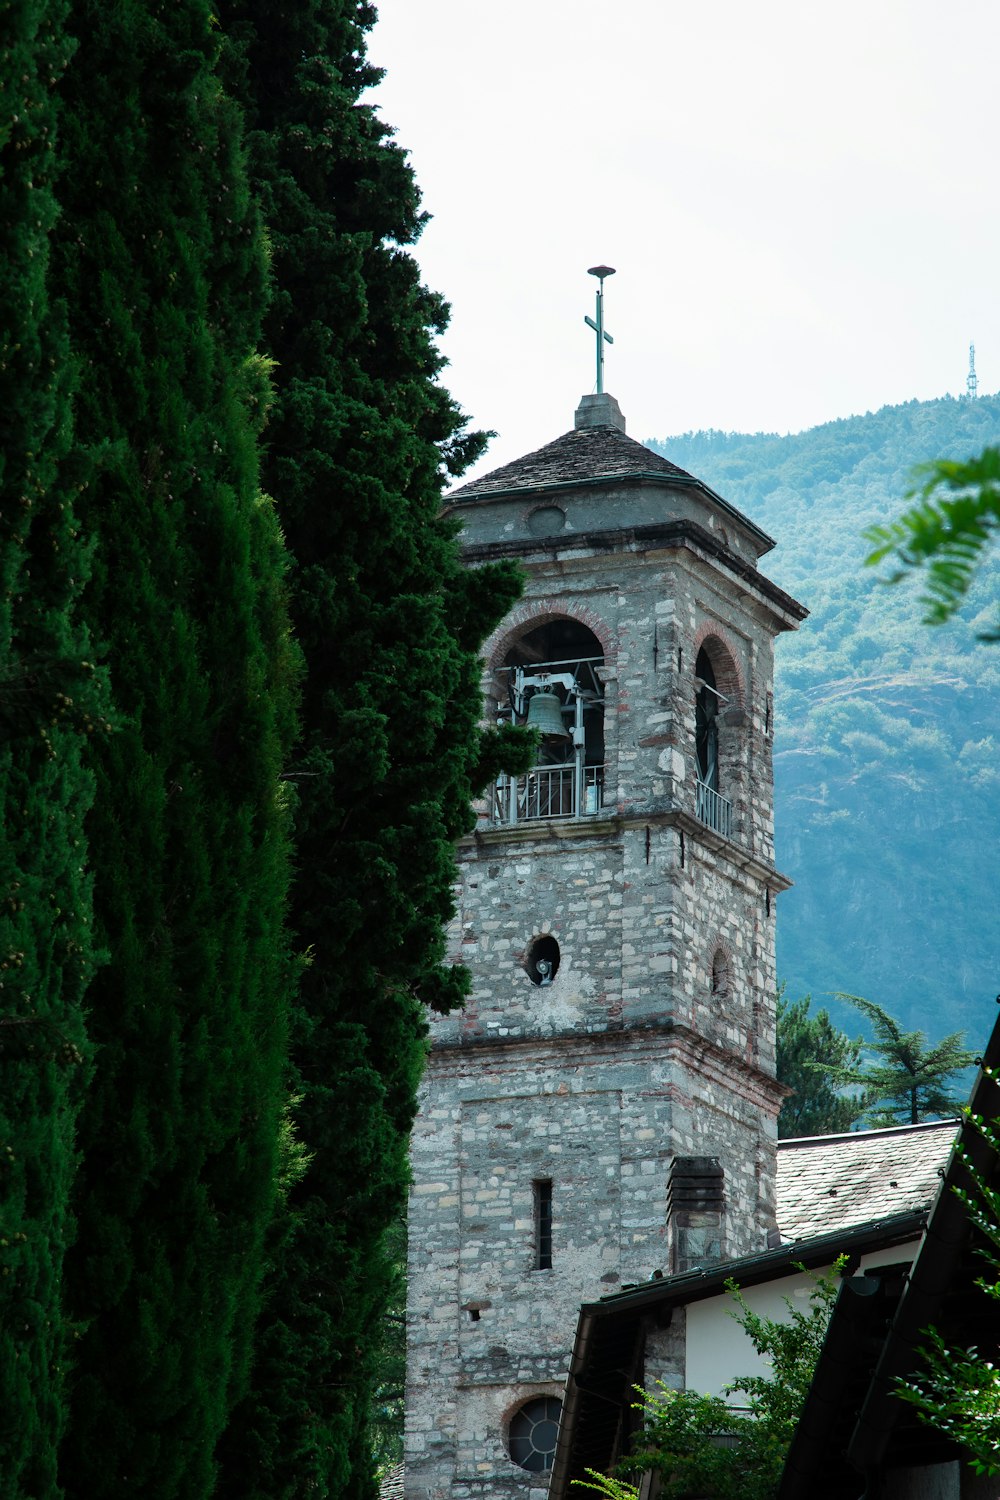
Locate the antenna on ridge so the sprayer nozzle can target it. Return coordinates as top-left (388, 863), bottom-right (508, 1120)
top-left (585, 266), bottom-right (615, 394)
top-left (967, 342), bottom-right (978, 400)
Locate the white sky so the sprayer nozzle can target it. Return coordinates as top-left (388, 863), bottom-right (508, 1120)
top-left (370, 0), bottom-right (999, 483)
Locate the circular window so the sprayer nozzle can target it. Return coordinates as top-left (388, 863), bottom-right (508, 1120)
top-left (525, 934), bottom-right (560, 986)
top-left (526, 505), bottom-right (566, 536)
top-left (508, 1396), bottom-right (562, 1473)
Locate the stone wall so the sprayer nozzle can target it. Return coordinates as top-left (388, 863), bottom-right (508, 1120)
top-left (406, 1031), bottom-right (778, 1499)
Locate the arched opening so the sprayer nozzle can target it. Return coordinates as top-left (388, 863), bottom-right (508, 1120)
top-left (711, 947), bottom-right (731, 997)
top-left (492, 617), bottom-right (605, 824)
top-left (694, 642), bottom-right (735, 838)
top-left (695, 647), bottom-right (720, 792)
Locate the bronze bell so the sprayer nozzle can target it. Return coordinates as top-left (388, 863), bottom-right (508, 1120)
top-left (525, 689), bottom-right (570, 737)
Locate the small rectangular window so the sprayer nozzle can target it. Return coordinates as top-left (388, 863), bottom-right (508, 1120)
top-left (534, 1179), bottom-right (553, 1270)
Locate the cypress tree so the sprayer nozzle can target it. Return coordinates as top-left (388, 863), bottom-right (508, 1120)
top-left (215, 4), bottom-right (526, 1493)
top-left (51, 4), bottom-right (298, 1494)
top-left (0, 3), bottom-right (104, 1491)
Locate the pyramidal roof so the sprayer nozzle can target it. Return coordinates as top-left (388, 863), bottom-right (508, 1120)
top-left (450, 424), bottom-right (692, 500)
top-left (448, 392), bottom-right (693, 503)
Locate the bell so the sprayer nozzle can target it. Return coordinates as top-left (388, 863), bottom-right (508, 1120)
top-left (525, 689), bottom-right (570, 737)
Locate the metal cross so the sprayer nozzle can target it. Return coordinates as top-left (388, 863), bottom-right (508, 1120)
top-left (584, 265), bottom-right (616, 393)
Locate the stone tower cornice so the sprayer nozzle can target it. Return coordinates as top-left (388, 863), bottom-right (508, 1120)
top-left (460, 807), bottom-right (792, 893)
top-left (460, 515), bottom-right (806, 630)
top-left (425, 1017), bottom-right (789, 1117)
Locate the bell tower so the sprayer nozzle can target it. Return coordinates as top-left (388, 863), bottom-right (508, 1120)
top-left (404, 382), bottom-right (806, 1500)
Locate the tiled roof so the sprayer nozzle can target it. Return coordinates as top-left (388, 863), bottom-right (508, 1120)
top-left (776, 1119), bottom-right (956, 1242)
top-left (448, 424), bottom-right (692, 500)
top-left (378, 1462), bottom-right (404, 1500)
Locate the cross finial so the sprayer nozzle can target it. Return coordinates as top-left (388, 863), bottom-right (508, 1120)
top-left (585, 265), bottom-right (615, 394)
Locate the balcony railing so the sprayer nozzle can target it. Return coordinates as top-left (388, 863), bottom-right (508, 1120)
top-left (493, 764), bottom-right (604, 825)
top-left (696, 779), bottom-right (733, 839)
top-left (490, 769), bottom-right (732, 836)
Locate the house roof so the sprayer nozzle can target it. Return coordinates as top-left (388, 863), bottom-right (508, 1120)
top-left (377, 1463), bottom-right (404, 1500)
top-left (776, 1119), bottom-right (956, 1242)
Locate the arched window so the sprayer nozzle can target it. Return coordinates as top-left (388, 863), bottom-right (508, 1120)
top-left (695, 647), bottom-right (720, 792)
top-left (694, 644), bottom-right (733, 838)
top-left (492, 618), bottom-right (605, 824)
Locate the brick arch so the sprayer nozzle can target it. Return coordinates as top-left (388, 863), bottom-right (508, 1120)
top-left (692, 622), bottom-right (745, 710)
top-left (498, 1387), bottom-right (564, 1429)
top-left (484, 598), bottom-right (616, 672)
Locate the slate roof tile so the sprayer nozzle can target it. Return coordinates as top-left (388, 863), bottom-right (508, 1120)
top-left (776, 1118), bottom-right (955, 1242)
top-left (448, 424), bottom-right (692, 500)
top-left (378, 1462), bottom-right (404, 1500)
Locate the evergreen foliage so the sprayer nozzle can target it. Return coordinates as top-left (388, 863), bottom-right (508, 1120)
top-left (51, 4), bottom-right (298, 1494)
top-left (828, 994), bottom-right (974, 1127)
top-left (213, 5), bottom-right (525, 1494)
top-left (0, 3), bottom-right (106, 1489)
top-left (652, 395), bottom-right (1000, 1043)
top-left (866, 447), bottom-right (1000, 638)
top-left (368, 1217), bottom-right (407, 1478)
top-left (776, 993), bottom-right (865, 1138)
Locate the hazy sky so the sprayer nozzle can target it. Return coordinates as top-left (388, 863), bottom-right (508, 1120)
top-left (370, 0), bottom-right (998, 483)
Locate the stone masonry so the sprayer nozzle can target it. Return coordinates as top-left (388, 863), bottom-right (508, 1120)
top-left (405, 394), bottom-right (806, 1499)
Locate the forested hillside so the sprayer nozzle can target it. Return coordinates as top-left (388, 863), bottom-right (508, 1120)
top-left (650, 394), bottom-right (1000, 1044)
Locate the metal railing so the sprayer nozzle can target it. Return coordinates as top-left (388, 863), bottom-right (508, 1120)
top-left (696, 779), bottom-right (733, 839)
top-left (490, 769), bottom-right (733, 835)
top-left (709, 1407), bottom-right (752, 1449)
top-left (493, 764), bottom-right (604, 825)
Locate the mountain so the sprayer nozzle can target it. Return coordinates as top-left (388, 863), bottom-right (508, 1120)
top-left (650, 394), bottom-right (1000, 1047)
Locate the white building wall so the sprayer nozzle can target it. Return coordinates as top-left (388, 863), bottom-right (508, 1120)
top-left (683, 1240), bottom-right (924, 1399)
